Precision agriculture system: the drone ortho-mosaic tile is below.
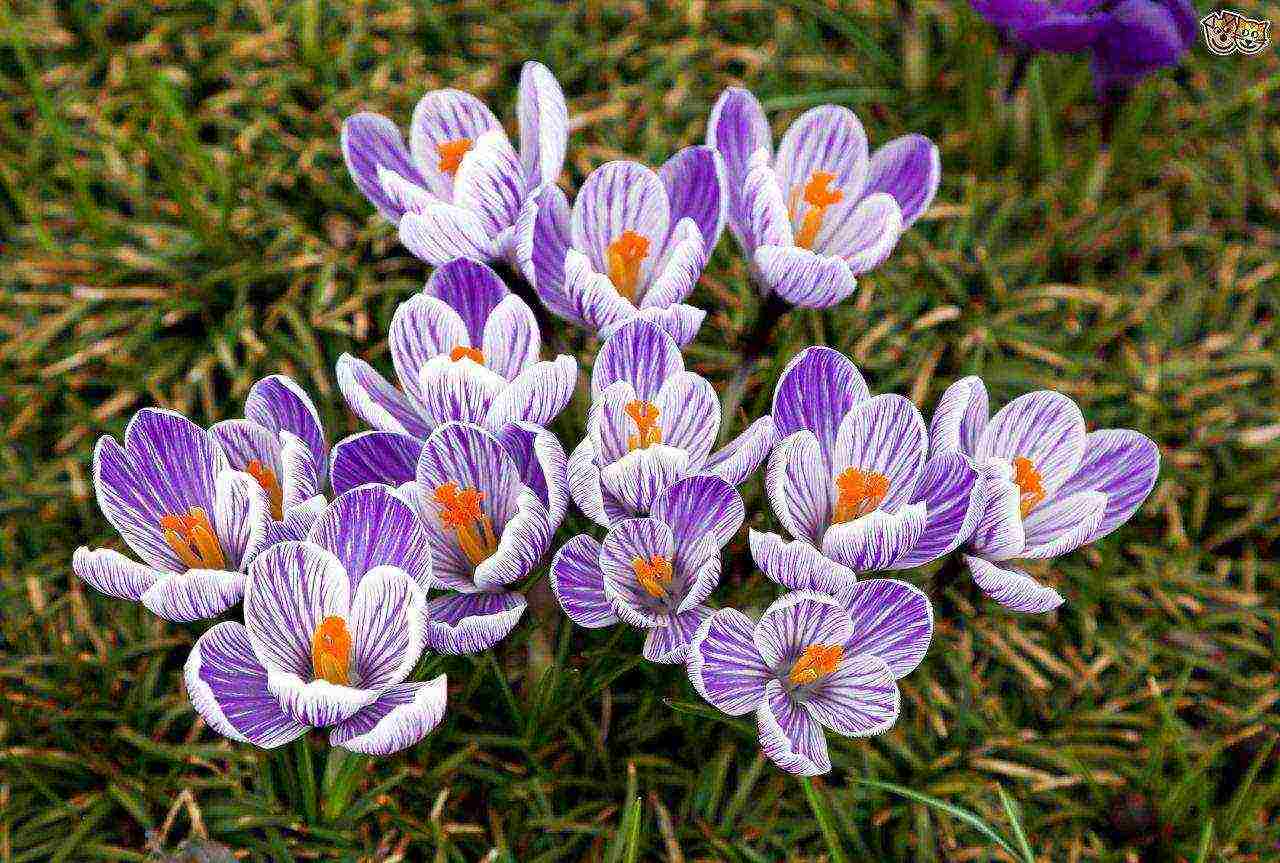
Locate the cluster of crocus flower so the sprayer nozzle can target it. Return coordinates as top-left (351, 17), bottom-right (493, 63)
top-left (73, 63), bottom-right (1160, 774)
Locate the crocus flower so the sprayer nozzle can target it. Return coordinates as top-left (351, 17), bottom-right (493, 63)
top-left (185, 485), bottom-right (447, 754)
top-left (332, 258), bottom-right (576, 490)
top-left (209, 375), bottom-right (329, 543)
top-left (757, 348), bottom-right (979, 581)
top-left (393, 420), bottom-right (566, 654)
top-left (706, 87), bottom-right (939, 309)
top-left (550, 475), bottom-right (745, 663)
top-left (518, 147), bottom-right (726, 346)
top-left (970, 0), bottom-right (1197, 98)
top-left (687, 580), bottom-right (933, 775)
top-left (341, 61), bottom-right (568, 267)
top-left (929, 376), bottom-right (1160, 612)
top-left (74, 408), bottom-right (272, 621)
top-left (567, 319), bottom-right (777, 525)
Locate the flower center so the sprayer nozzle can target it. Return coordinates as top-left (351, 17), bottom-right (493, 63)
top-left (450, 345), bottom-right (486, 365)
top-left (434, 481), bottom-right (498, 568)
top-left (788, 644), bottom-right (843, 686)
top-left (159, 507), bottom-right (227, 570)
top-left (436, 138), bottom-right (473, 176)
top-left (832, 467), bottom-right (889, 524)
top-left (246, 459), bottom-right (284, 520)
top-left (624, 400), bottom-right (662, 451)
top-left (1012, 456), bottom-right (1045, 518)
top-left (792, 171), bottom-right (844, 250)
top-left (606, 230), bottom-right (650, 303)
top-left (311, 615), bottom-right (352, 686)
top-left (632, 554), bottom-right (673, 598)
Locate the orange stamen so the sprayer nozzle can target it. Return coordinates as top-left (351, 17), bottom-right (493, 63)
top-left (788, 644), bottom-right (843, 686)
top-left (624, 400), bottom-right (662, 451)
top-left (159, 507), bottom-right (227, 570)
top-left (1012, 456), bottom-right (1045, 518)
top-left (311, 616), bottom-right (352, 686)
top-left (433, 481), bottom-right (498, 567)
top-left (436, 138), bottom-right (473, 175)
top-left (793, 170), bottom-right (844, 250)
top-left (247, 459), bottom-right (284, 520)
top-left (606, 230), bottom-right (650, 302)
top-left (832, 467), bottom-right (889, 524)
top-left (632, 554), bottom-right (673, 598)
top-left (450, 345), bottom-right (486, 365)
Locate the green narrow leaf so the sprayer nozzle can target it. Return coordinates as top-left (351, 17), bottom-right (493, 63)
top-left (995, 784), bottom-right (1036, 863)
top-left (850, 778), bottom-right (1019, 859)
top-left (800, 777), bottom-right (849, 863)
top-left (1194, 818), bottom-right (1213, 863)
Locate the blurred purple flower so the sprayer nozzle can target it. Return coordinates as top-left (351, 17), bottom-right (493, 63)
top-left (706, 87), bottom-right (939, 309)
top-left (332, 258), bottom-right (576, 491)
top-left (568, 319), bottom-right (778, 525)
top-left (757, 348), bottom-right (980, 583)
top-left (518, 147), bottom-right (727, 347)
top-left (686, 587), bottom-right (932, 775)
top-left (341, 61), bottom-right (567, 267)
top-left (930, 376), bottom-right (1160, 612)
top-left (185, 486), bottom-right (447, 754)
top-left (971, 0), bottom-right (1197, 97)
top-left (550, 475), bottom-right (745, 663)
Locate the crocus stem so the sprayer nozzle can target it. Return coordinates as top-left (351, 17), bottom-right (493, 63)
top-left (320, 746), bottom-right (366, 824)
top-left (719, 291), bottom-right (789, 444)
top-left (1004, 49), bottom-right (1033, 102)
top-left (524, 576), bottom-right (557, 700)
top-left (800, 776), bottom-right (850, 863)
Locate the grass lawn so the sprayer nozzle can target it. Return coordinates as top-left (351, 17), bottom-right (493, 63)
top-left (2, 1), bottom-right (1278, 860)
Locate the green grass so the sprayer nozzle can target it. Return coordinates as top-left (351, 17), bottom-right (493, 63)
top-left (2, 0), bottom-right (1279, 860)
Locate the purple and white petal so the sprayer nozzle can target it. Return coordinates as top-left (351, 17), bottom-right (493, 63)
top-left (453, 130), bottom-right (524, 235)
top-left (496, 421), bottom-right (569, 529)
top-left (626, 303), bottom-right (706, 349)
top-left (481, 295), bottom-right (541, 381)
top-left (861, 134), bottom-right (941, 227)
top-left (424, 591), bottom-right (527, 655)
top-left (341, 112), bottom-right (428, 223)
top-left (754, 246), bottom-right (858, 310)
top-left (348, 567), bottom-right (427, 688)
top-left (928, 375), bottom-right (989, 458)
top-left (279, 433), bottom-right (321, 513)
top-left (1020, 490), bottom-right (1107, 559)
top-left (244, 375), bottom-right (328, 473)
top-left (748, 529), bottom-right (857, 594)
top-left (651, 473), bottom-right (745, 552)
top-left (517, 61), bottom-right (568, 189)
top-left (773, 105), bottom-right (869, 214)
top-left (73, 546), bottom-right (160, 603)
top-left (123, 407), bottom-right (225, 525)
top-left (563, 248), bottom-right (638, 331)
top-left (803, 653), bottom-right (900, 737)
top-left (643, 219), bottom-right (705, 309)
top-left (817, 193), bottom-right (903, 275)
top-left (265, 495), bottom-right (326, 546)
top-left (424, 256), bottom-right (509, 345)
top-left (473, 491), bottom-right (552, 590)
top-left (687, 608), bottom-right (772, 715)
top-left (599, 517), bottom-right (675, 627)
top-left (140, 569), bottom-right (247, 623)
top-left (674, 539), bottom-right (723, 612)
top-left (765, 431), bottom-right (832, 547)
top-left (977, 391), bottom-right (1087, 497)
top-left (599, 446), bottom-right (691, 516)
top-left (243, 541), bottom-right (350, 678)
top-left (549, 535), bottom-right (618, 629)
top-left (704, 415), bottom-right (778, 487)
top-left (268, 671), bottom-right (379, 728)
top-left (643, 605), bottom-right (714, 664)
top-left (968, 464), bottom-right (1026, 560)
top-left (966, 555), bottom-right (1064, 614)
top-left (484, 356), bottom-right (577, 432)
top-left (591, 318), bottom-right (685, 402)
top-left (706, 87), bottom-right (773, 251)
top-left (657, 145), bottom-right (726, 258)
top-left (570, 161), bottom-right (670, 288)
top-left (408, 89), bottom-right (502, 199)
top-left (771, 346), bottom-right (870, 458)
top-left (822, 504), bottom-right (928, 573)
top-left (330, 676), bottom-right (448, 756)
top-left (517, 184), bottom-right (577, 320)
top-left (832, 393), bottom-right (928, 512)
top-left (185, 622), bottom-right (308, 747)
top-left (741, 151), bottom-right (794, 253)
top-left (653, 372), bottom-right (720, 468)
top-left (329, 431), bottom-right (424, 495)
top-left (212, 469), bottom-right (271, 570)
top-left (1054, 429), bottom-right (1159, 543)
top-left (836, 579), bottom-right (933, 678)
top-left (208, 420), bottom-right (281, 477)
top-left (389, 294), bottom-right (470, 410)
top-left (307, 484), bottom-right (433, 591)
top-left (890, 453), bottom-right (980, 570)
top-left (336, 354), bottom-right (434, 439)
top-left (568, 439), bottom-right (610, 529)
top-left (757, 681), bottom-right (832, 776)
top-left (753, 590), bottom-right (854, 669)
top-left (399, 204), bottom-right (495, 265)
top-left (416, 355), bottom-right (507, 428)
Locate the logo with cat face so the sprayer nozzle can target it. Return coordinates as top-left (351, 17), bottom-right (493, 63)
top-left (1201, 10), bottom-right (1272, 55)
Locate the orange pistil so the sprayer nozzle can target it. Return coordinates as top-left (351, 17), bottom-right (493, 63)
top-left (1012, 456), bottom-right (1045, 518)
top-left (450, 345), bottom-right (486, 365)
top-left (247, 459), bottom-right (284, 520)
top-left (632, 554), bottom-right (674, 598)
top-left (606, 230), bottom-right (650, 302)
top-left (624, 400), bottom-right (662, 451)
top-left (436, 138), bottom-right (473, 175)
top-left (792, 170), bottom-right (844, 250)
top-left (788, 644), bottom-right (843, 686)
top-left (311, 616), bottom-right (352, 686)
top-left (434, 481), bottom-right (498, 568)
top-left (832, 467), bottom-right (889, 524)
top-left (159, 507), bottom-right (227, 570)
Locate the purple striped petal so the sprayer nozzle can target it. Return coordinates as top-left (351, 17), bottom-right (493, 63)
top-left (753, 591), bottom-right (854, 669)
top-left (481, 295), bottom-right (540, 381)
top-left (408, 89), bottom-right (502, 199)
top-left (330, 675), bottom-right (448, 755)
top-left (212, 469), bottom-right (271, 570)
top-left (568, 439), bottom-right (610, 528)
top-left (740, 151), bottom-right (794, 255)
top-left (833, 393), bottom-right (928, 513)
top-left (757, 680), bottom-right (831, 775)
top-left (244, 376), bottom-right (328, 475)
top-left (651, 473), bottom-right (745, 552)
top-left (804, 653), bottom-right (900, 737)
top-left (473, 491), bottom-right (552, 590)
top-left (704, 415), bottom-right (778, 487)
top-left (599, 446), bottom-right (691, 516)
top-left (1020, 490), bottom-right (1107, 559)
top-left (268, 672), bottom-right (379, 728)
top-left (121, 407), bottom-right (225, 531)
top-left (495, 421), bottom-right (569, 529)
top-left (1055, 429), bottom-right (1159, 543)
top-left (600, 517), bottom-right (675, 627)
top-left (517, 184), bottom-right (577, 320)
top-left (243, 542), bottom-right (350, 678)
top-left (968, 465), bottom-right (1026, 560)
top-left (570, 161), bottom-right (670, 289)
top-left (817, 193), bottom-right (903, 275)
top-left (306, 484), bottom-right (432, 591)
top-left (589, 382), bottom-right (640, 473)
top-left (516, 61), bottom-right (568, 189)
top-left (399, 204), bottom-right (495, 265)
top-left (765, 431), bottom-right (832, 547)
top-left (73, 547), bottom-right (160, 603)
top-left (484, 356), bottom-right (578, 432)
top-left (454, 130), bottom-right (525, 234)
top-left (707, 87), bottom-right (774, 252)
top-left (891, 453), bottom-right (980, 569)
top-left (748, 529), bottom-right (857, 594)
top-left (653, 372), bottom-right (720, 468)
top-left (209, 420), bottom-right (281, 477)
top-left (966, 555), bottom-right (1064, 614)
top-left (977, 391), bottom-right (1087, 498)
top-left (771, 346), bottom-right (869, 459)
top-left (643, 219), bottom-right (705, 309)
top-left (336, 354), bottom-right (433, 439)
top-left (862, 134), bottom-right (941, 227)
top-left (330, 431), bottom-right (424, 494)
top-left (389, 294), bottom-right (470, 410)
top-left (836, 579), bottom-right (933, 678)
top-left (687, 608), bottom-right (772, 715)
top-left (549, 535), bottom-right (618, 628)
top-left (658, 145), bottom-right (726, 256)
top-left (266, 495), bottom-right (325, 546)
top-left (416, 355), bottom-right (507, 428)
top-left (822, 504), bottom-right (928, 572)
top-left (675, 539), bottom-right (723, 612)
top-left (563, 247), bottom-right (637, 329)
top-left (928, 375), bottom-right (989, 458)
top-left (424, 257), bottom-right (509, 345)
top-left (141, 569), bottom-right (247, 623)
top-left (341, 112), bottom-right (428, 223)
top-left (592, 318), bottom-right (685, 401)
top-left (425, 590), bottom-right (527, 655)
top-left (416, 420), bottom-right (522, 541)
top-left (185, 622), bottom-right (307, 747)
top-left (774, 105), bottom-right (869, 219)
top-left (348, 567), bottom-right (427, 688)
top-left (643, 605), bottom-right (714, 664)
top-left (626, 303), bottom-right (705, 348)
top-left (280, 433), bottom-right (321, 514)
top-left (754, 246), bottom-right (858, 309)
